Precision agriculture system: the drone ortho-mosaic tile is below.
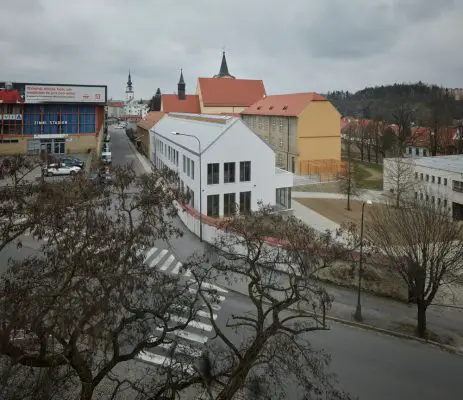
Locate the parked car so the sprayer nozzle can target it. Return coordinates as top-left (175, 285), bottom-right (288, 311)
top-left (104, 132), bottom-right (111, 142)
top-left (43, 162), bottom-right (82, 177)
top-left (101, 145), bottom-right (111, 164)
top-left (57, 156), bottom-right (84, 168)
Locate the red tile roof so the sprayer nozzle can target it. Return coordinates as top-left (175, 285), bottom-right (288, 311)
top-left (137, 111), bottom-right (165, 131)
top-left (161, 94), bottom-right (201, 114)
top-left (107, 101), bottom-right (124, 107)
top-left (198, 78), bottom-right (266, 107)
top-left (242, 92), bottom-right (326, 117)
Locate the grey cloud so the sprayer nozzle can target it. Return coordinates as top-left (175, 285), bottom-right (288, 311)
top-left (0, 0), bottom-right (462, 99)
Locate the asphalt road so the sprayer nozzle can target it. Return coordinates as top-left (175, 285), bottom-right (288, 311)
top-left (2, 128), bottom-right (462, 399)
top-left (109, 126), bottom-right (463, 399)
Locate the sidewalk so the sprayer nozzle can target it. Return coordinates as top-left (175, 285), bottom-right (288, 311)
top-left (214, 268), bottom-right (463, 351)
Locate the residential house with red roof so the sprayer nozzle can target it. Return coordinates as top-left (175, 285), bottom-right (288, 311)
top-left (136, 111), bottom-right (165, 157)
top-left (160, 70), bottom-right (201, 114)
top-left (241, 93), bottom-right (341, 176)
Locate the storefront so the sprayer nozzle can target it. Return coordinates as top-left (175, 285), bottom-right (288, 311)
top-left (0, 82), bottom-right (107, 156)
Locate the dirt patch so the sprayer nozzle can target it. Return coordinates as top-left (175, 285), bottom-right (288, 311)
top-left (294, 198), bottom-right (387, 226)
top-left (293, 181), bottom-right (341, 193)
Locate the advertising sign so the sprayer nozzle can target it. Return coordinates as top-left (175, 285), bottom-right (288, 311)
top-left (0, 114), bottom-right (22, 120)
top-left (0, 82), bottom-right (107, 104)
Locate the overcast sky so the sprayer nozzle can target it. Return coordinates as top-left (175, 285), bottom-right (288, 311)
top-left (1, 0), bottom-right (462, 100)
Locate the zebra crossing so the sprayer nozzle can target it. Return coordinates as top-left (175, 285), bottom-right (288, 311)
top-left (136, 245), bottom-right (228, 372)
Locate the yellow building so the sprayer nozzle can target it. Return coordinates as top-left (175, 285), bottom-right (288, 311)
top-left (241, 93), bottom-right (341, 176)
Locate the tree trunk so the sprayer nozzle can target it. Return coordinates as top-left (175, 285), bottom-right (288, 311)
top-left (416, 301), bottom-right (427, 338)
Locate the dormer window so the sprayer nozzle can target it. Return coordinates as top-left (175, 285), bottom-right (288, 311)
top-left (282, 105), bottom-right (288, 110)
top-left (257, 106), bottom-right (262, 110)
top-left (269, 105), bottom-right (274, 110)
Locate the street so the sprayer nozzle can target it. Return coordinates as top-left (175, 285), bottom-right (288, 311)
top-left (110, 127), bottom-right (463, 399)
top-left (1, 126), bottom-right (462, 399)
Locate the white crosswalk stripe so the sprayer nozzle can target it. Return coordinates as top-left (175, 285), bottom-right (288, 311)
top-left (160, 254), bottom-right (175, 271)
top-left (144, 247), bottom-right (158, 262)
top-left (149, 249), bottom-right (168, 268)
top-left (170, 261), bottom-right (182, 275)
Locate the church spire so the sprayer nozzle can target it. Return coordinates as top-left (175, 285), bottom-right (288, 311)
top-left (177, 68), bottom-right (186, 100)
top-left (213, 50), bottom-right (235, 79)
top-left (127, 70), bottom-right (133, 90)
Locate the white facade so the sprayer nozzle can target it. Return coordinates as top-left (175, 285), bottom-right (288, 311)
top-left (124, 99), bottom-right (149, 118)
top-left (404, 145), bottom-right (429, 158)
top-left (149, 113), bottom-right (293, 217)
top-left (383, 155), bottom-right (463, 220)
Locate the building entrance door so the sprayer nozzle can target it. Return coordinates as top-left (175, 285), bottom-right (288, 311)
top-left (40, 141), bottom-right (52, 154)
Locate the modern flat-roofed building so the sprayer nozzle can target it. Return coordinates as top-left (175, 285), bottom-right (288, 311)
top-left (149, 113), bottom-right (293, 218)
top-left (0, 81), bottom-right (107, 156)
top-left (383, 155), bottom-right (463, 220)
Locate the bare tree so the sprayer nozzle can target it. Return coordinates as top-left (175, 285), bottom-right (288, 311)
top-left (340, 127), bottom-right (360, 211)
top-left (0, 164), bottom-right (210, 399)
top-left (144, 205), bottom-right (352, 400)
top-left (392, 104), bottom-right (414, 155)
top-left (427, 91), bottom-right (453, 156)
top-left (383, 157), bottom-right (417, 208)
top-left (366, 197), bottom-right (463, 338)
top-left (353, 122), bottom-right (366, 161)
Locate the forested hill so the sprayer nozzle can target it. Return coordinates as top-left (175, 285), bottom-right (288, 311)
top-left (325, 82), bottom-right (463, 124)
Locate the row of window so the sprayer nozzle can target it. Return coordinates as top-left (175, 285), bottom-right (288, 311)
top-left (415, 171), bottom-right (448, 186)
top-left (207, 191), bottom-right (251, 217)
top-left (168, 146), bottom-right (179, 167)
top-left (183, 155), bottom-right (194, 179)
top-left (207, 161), bottom-right (251, 185)
top-left (246, 116), bottom-right (288, 133)
top-left (408, 147), bottom-right (428, 156)
top-left (0, 104), bottom-right (97, 135)
top-left (415, 192), bottom-right (448, 208)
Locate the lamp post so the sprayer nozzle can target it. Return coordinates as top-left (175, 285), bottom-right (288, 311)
top-left (172, 132), bottom-right (203, 242)
top-left (354, 199), bottom-right (372, 322)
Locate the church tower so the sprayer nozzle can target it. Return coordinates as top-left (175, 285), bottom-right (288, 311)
top-left (177, 69), bottom-right (186, 100)
top-left (213, 51), bottom-right (235, 79)
top-left (125, 70), bottom-right (134, 101)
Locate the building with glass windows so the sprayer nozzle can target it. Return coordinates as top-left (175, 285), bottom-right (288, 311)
top-left (149, 113), bottom-right (294, 218)
top-left (0, 81), bottom-right (107, 156)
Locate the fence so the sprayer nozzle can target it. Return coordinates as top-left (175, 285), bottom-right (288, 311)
top-left (298, 159), bottom-right (345, 181)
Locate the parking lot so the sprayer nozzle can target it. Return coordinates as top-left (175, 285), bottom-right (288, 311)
top-left (0, 153), bottom-right (91, 186)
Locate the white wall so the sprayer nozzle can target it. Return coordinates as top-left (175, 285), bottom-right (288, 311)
top-left (200, 120), bottom-right (275, 216)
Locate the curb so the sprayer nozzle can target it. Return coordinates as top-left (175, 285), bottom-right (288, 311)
top-left (220, 284), bottom-right (463, 357)
top-left (126, 138), bottom-right (152, 174)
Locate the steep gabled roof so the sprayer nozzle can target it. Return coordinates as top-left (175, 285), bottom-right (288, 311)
top-left (198, 78), bottom-right (266, 107)
top-left (161, 94), bottom-right (201, 114)
top-left (242, 92), bottom-right (326, 117)
top-left (137, 111), bottom-right (165, 131)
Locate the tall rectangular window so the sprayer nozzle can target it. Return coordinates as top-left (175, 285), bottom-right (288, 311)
top-left (187, 158), bottom-right (191, 177)
top-left (239, 161), bottom-right (251, 182)
top-left (191, 160), bottom-right (195, 179)
top-left (207, 194), bottom-right (220, 217)
top-left (223, 193), bottom-right (236, 217)
top-left (240, 191), bottom-right (251, 214)
top-left (183, 155), bottom-right (186, 173)
top-left (224, 162), bottom-right (235, 183)
top-left (207, 163), bottom-right (219, 184)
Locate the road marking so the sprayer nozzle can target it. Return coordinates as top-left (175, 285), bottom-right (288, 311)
top-left (159, 342), bottom-right (202, 358)
top-left (137, 350), bottom-right (195, 373)
top-left (144, 247), bottom-right (158, 262)
top-left (149, 249), bottom-right (168, 268)
top-left (189, 288), bottom-right (226, 303)
top-left (170, 262), bottom-right (182, 275)
top-left (170, 305), bottom-right (217, 321)
top-left (161, 254), bottom-right (175, 271)
top-left (155, 328), bottom-right (208, 344)
top-left (189, 280), bottom-right (229, 294)
top-left (170, 315), bottom-right (212, 332)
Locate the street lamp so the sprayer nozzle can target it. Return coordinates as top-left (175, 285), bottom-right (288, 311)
top-left (172, 131), bottom-right (203, 242)
top-left (354, 199), bottom-right (373, 322)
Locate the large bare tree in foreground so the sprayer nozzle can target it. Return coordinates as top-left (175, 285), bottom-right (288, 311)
top-left (383, 157), bottom-right (417, 208)
top-left (0, 163), bottom-right (209, 399)
top-left (141, 205), bottom-right (352, 400)
top-left (366, 197), bottom-right (463, 338)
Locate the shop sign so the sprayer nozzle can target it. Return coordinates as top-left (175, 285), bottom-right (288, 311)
top-left (0, 114), bottom-right (22, 120)
top-left (33, 121), bottom-right (68, 125)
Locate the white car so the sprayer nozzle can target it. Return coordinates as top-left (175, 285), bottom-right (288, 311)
top-left (44, 162), bottom-right (82, 177)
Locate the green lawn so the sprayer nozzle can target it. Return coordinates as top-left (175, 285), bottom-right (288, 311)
top-left (353, 161), bottom-right (383, 190)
